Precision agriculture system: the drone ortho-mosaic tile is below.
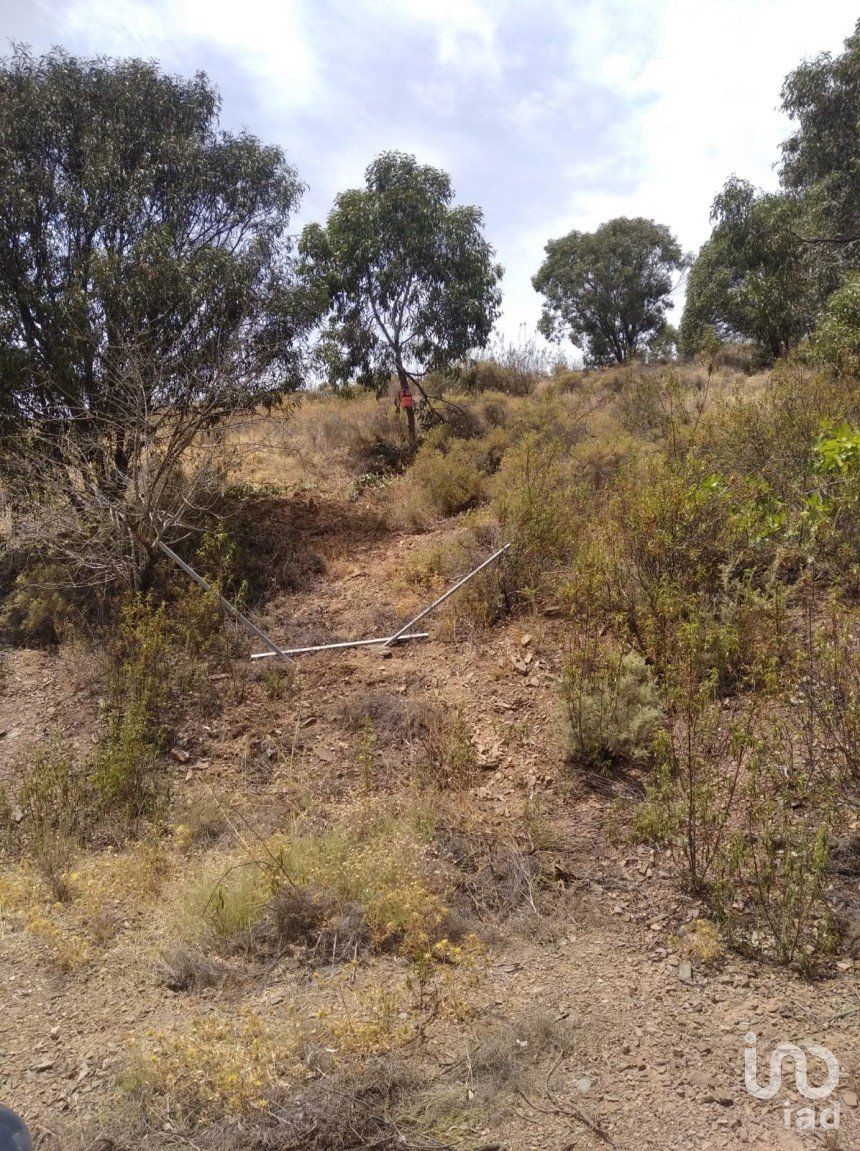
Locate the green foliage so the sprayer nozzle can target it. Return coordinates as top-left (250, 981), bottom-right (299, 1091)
top-left (559, 648), bottom-right (660, 771)
top-left (492, 433), bottom-right (581, 609)
top-left (0, 46), bottom-right (309, 435)
top-left (648, 669), bottom-right (757, 894)
top-left (814, 276), bottom-right (860, 371)
top-left (780, 18), bottom-right (860, 248)
top-left (719, 734), bottom-right (837, 968)
top-left (679, 179), bottom-right (831, 357)
top-left (533, 216), bottom-right (686, 365)
top-left (0, 565), bottom-right (86, 646)
top-left (299, 151), bottom-right (503, 406)
top-left (408, 439), bottom-right (488, 516)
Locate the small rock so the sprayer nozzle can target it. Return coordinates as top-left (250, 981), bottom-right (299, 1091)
top-left (678, 961), bottom-right (693, 983)
top-left (10, 806), bottom-right (24, 824)
top-left (843, 1090), bottom-right (858, 1108)
top-left (512, 657), bottom-right (529, 675)
top-left (169, 747), bottom-right (190, 764)
top-left (50, 1026), bottom-right (60, 1039)
top-left (707, 1090), bottom-right (734, 1107)
top-left (576, 1076), bottom-right (593, 1095)
top-left (520, 634), bottom-right (532, 646)
top-left (34, 1056), bottom-right (55, 1071)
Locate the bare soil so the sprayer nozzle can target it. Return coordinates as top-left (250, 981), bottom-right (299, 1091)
top-left (1, 502), bottom-right (858, 1151)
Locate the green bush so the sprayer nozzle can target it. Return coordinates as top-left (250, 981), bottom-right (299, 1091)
top-left (492, 433), bottom-right (582, 610)
top-left (0, 565), bottom-right (86, 646)
top-left (814, 275), bottom-right (860, 373)
top-left (559, 649), bottom-right (660, 770)
top-left (408, 440), bottom-right (487, 517)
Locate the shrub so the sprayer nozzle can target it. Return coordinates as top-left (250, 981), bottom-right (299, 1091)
top-left (715, 720), bottom-right (839, 968)
top-left (814, 275), bottom-right (860, 373)
top-left (408, 440), bottom-right (487, 517)
top-left (559, 648), bottom-right (660, 771)
top-left (492, 433), bottom-right (581, 610)
top-left (0, 564), bottom-right (87, 646)
top-left (417, 707), bottom-right (479, 790)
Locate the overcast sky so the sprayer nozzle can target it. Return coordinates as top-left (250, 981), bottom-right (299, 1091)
top-left (1, 0), bottom-right (858, 351)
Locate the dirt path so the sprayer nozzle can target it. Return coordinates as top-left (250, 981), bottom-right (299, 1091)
top-left (1, 519), bottom-right (858, 1150)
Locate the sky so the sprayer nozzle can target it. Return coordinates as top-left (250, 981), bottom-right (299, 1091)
top-left (1, 0), bottom-right (858, 353)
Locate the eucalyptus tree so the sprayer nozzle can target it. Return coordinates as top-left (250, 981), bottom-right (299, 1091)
top-left (299, 151), bottom-right (503, 445)
top-left (0, 48), bottom-right (313, 586)
top-left (532, 217), bottom-right (686, 366)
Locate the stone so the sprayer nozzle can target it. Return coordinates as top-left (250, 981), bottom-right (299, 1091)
top-left (678, 961), bottom-right (693, 983)
top-left (707, 1090), bottom-right (734, 1107)
top-left (169, 747), bottom-right (190, 764)
top-left (577, 1076), bottom-right (593, 1095)
top-left (843, 1090), bottom-right (858, 1108)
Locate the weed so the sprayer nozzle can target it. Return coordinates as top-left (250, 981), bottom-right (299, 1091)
top-left (262, 662), bottom-right (292, 700)
top-left (559, 647), bottom-right (661, 771)
top-left (357, 717), bottom-right (378, 791)
top-left (417, 708), bottom-right (479, 790)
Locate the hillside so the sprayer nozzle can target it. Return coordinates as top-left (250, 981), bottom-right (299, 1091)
top-left (1, 357), bottom-right (859, 1150)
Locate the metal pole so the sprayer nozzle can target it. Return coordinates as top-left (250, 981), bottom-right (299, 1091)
top-left (383, 543), bottom-right (511, 648)
top-left (155, 539), bottom-right (289, 661)
top-left (250, 631), bottom-right (429, 659)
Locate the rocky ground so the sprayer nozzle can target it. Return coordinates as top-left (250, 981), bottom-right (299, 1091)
top-left (1, 511), bottom-right (858, 1151)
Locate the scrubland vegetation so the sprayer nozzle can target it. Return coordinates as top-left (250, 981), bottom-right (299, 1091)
top-left (2, 22), bottom-right (860, 1151)
top-left (2, 345), bottom-right (858, 1147)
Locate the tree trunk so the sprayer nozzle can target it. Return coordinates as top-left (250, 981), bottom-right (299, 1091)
top-left (396, 365), bottom-right (417, 451)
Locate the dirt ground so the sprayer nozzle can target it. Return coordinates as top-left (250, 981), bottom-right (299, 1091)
top-left (1, 509), bottom-right (858, 1151)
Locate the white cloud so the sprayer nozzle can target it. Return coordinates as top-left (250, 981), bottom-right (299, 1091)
top-left (386, 0), bottom-right (503, 77)
top-left (58, 0), bottom-right (321, 110)
top-left (4, 0), bottom-right (859, 349)
top-left (498, 0), bottom-right (859, 342)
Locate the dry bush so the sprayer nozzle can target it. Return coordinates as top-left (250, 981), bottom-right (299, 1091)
top-left (170, 810), bottom-right (460, 965)
top-left (435, 830), bottom-right (545, 923)
top-left (337, 689), bottom-right (428, 749)
top-left (0, 563), bottom-right (101, 646)
top-left (416, 707), bottom-right (479, 790)
top-left (492, 433), bottom-right (583, 612)
top-left (398, 437), bottom-right (489, 521)
top-left (114, 1046), bottom-right (445, 1151)
top-left (157, 946), bottom-right (228, 991)
top-left (278, 389), bottom-right (412, 482)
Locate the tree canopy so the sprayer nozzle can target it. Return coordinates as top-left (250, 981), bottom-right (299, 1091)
top-left (0, 48), bottom-right (313, 585)
top-left (0, 48), bottom-right (310, 449)
top-left (780, 18), bottom-right (860, 251)
top-left (532, 217), bottom-right (686, 366)
top-left (679, 179), bottom-right (833, 358)
top-left (298, 151), bottom-right (503, 441)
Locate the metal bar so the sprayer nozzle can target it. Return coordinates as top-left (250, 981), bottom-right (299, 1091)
top-left (155, 539), bottom-right (289, 661)
top-left (250, 631), bottom-right (430, 659)
top-left (383, 543), bottom-right (511, 648)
